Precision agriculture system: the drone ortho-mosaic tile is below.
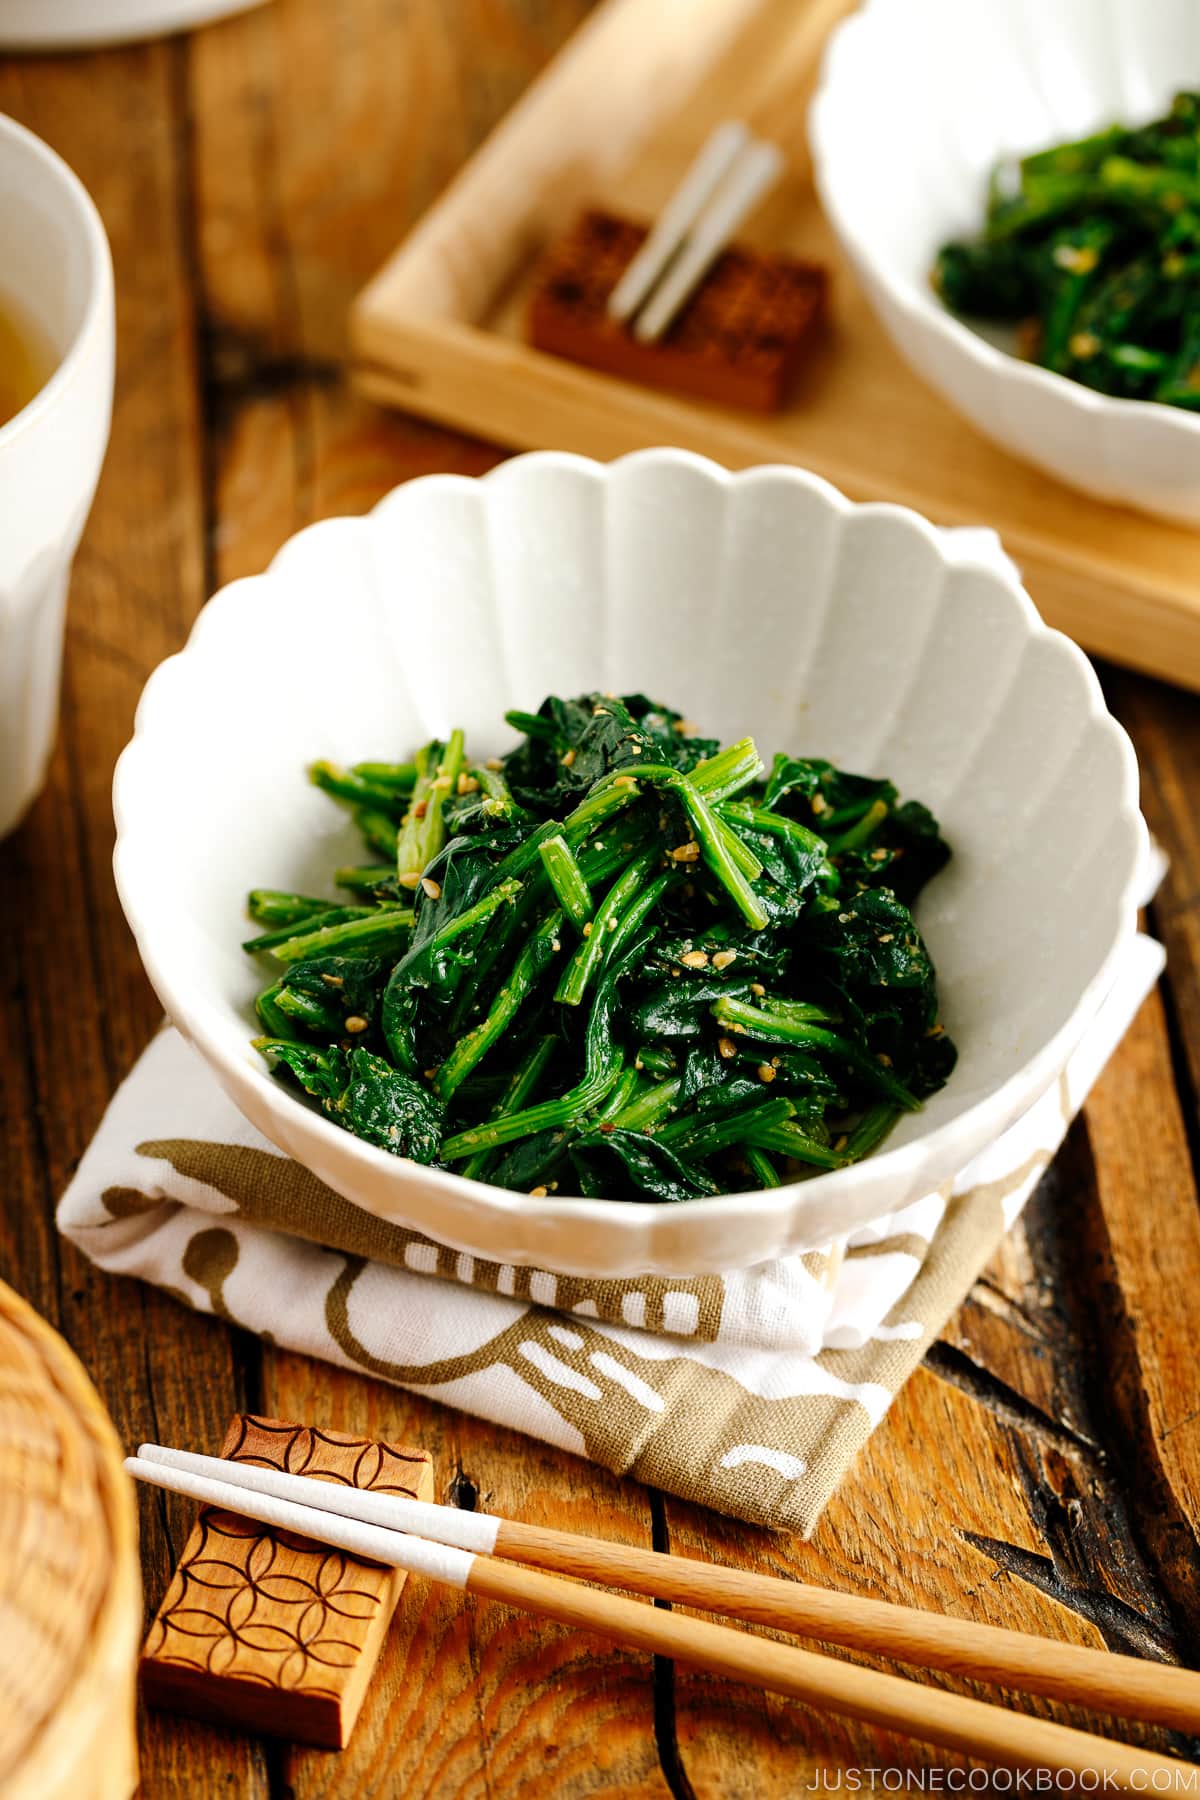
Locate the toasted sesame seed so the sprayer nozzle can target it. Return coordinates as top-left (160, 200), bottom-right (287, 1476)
top-left (344, 1015), bottom-right (369, 1033)
top-left (834, 1134), bottom-right (849, 1153)
top-left (750, 982), bottom-right (766, 997)
top-left (711, 949), bottom-right (737, 970)
top-left (320, 973), bottom-right (344, 988)
top-left (732, 1023), bottom-right (747, 1035)
top-left (669, 841), bottom-right (701, 862)
top-left (717, 1036), bottom-right (738, 1060)
top-left (925, 1023), bottom-right (945, 1038)
top-left (680, 950), bottom-right (709, 969)
top-left (811, 794), bottom-right (829, 815)
top-left (1069, 329), bottom-right (1101, 359)
top-left (673, 719), bottom-right (698, 736)
top-left (485, 757), bottom-right (503, 771)
top-left (398, 871), bottom-right (422, 889)
top-left (457, 772), bottom-right (480, 795)
top-left (582, 922), bottom-right (593, 937)
top-left (878, 933), bottom-right (894, 943)
top-left (757, 1062), bottom-right (776, 1083)
top-left (529, 1185), bottom-right (548, 1197)
top-left (614, 775), bottom-right (638, 789)
top-left (413, 799), bottom-right (428, 819)
top-left (561, 748), bottom-right (577, 767)
top-left (431, 775), bottom-right (452, 791)
top-left (871, 847), bottom-right (889, 861)
top-left (551, 939), bottom-right (562, 952)
top-left (1053, 243), bottom-right (1098, 274)
top-left (421, 877), bottom-right (442, 900)
top-left (424, 1068), bottom-right (438, 1079)
top-left (607, 917), bottom-right (617, 931)
top-left (877, 1052), bottom-right (893, 1067)
top-left (599, 1121), bottom-right (616, 1135)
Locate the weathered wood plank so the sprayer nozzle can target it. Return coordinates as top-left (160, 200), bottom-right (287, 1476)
top-left (1106, 668), bottom-right (1200, 1121)
top-left (188, 0), bottom-right (598, 367)
top-left (0, 40), bottom-right (270, 1800)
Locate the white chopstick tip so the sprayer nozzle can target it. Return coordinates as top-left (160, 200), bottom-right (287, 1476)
top-left (126, 1453), bottom-right (477, 1588)
top-left (622, 129), bottom-right (786, 345)
top-left (606, 119), bottom-right (754, 326)
top-left (128, 1442), bottom-right (502, 1556)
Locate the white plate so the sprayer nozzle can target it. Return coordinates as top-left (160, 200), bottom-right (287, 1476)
top-left (810, 0), bottom-right (1200, 526)
top-left (0, 0), bottom-right (267, 49)
top-left (113, 449), bottom-right (1146, 1276)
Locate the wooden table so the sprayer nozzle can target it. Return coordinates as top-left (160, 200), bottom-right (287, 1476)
top-left (3, 4), bottom-right (1200, 1792)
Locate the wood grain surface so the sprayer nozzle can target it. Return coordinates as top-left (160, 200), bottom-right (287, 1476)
top-left (1, 3), bottom-right (1199, 1795)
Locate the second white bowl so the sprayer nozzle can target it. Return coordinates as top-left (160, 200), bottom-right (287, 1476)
top-left (810, 0), bottom-right (1200, 526)
top-left (113, 450), bottom-right (1145, 1276)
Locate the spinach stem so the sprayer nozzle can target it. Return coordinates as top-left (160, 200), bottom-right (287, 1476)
top-left (660, 1095), bottom-right (796, 1160)
top-left (460, 1034), bottom-right (558, 1181)
top-left (712, 996), bottom-right (921, 1111)
top-left (247, 889), bottom-right (334, 927)
top-left (612, 1075), bottom-right (682, 1132)
top-left (395, 731), bottom-right (465, 887)
top-left (243, 906), bottom-right (372, 954)
top-left (441, 929), bottom-right (650, 1158)
top-left (538, 835), bottom-right (594, 930)
top-left (309, 761), bottom-right (409, 813)
top-left (434, 909), bottom-right (564, 1101)
top-left (743, 1119), bottom-right (846, 1169)
top-left (557, 847), bottom-right (661, 1006)
top-left (270, 907), bottom-right (415, 964)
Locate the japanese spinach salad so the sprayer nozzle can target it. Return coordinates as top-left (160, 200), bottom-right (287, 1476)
top-left (933, 92), bottom-right (1200, 407)
top-left (246, 694), bottom-right (957, 1203)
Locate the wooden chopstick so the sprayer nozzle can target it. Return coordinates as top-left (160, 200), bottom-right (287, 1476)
top-left (137, 1442), bottom-right (1200, 1736)
top-left (127, 1452), bottom-right (1190, 1785)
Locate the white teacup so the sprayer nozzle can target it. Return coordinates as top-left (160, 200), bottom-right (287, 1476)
top-left (0, 113), bottom-right (114, 838)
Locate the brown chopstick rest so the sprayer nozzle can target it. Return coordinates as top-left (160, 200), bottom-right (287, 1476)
top-left (139, 1415), bottom-right (434, 1749)
top-left (527, 208), bottom-right (828, 412)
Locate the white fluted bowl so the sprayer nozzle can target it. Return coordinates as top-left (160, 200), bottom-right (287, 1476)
top-left (113, 450), bottom-right (1145, 1276)
top-left (810, 0), bottom-right (1200, 526)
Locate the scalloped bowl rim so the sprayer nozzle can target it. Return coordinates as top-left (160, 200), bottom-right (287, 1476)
top-left (112, 448), bottom-right (1145, 1264)
top-left (808, 1), bottom-right (1200, 452)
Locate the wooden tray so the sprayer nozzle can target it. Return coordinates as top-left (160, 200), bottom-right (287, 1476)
top-left (351, 0), bottom-right (1200, 692)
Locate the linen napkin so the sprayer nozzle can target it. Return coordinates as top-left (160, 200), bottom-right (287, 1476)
top-left (57, 926), bottom-right (1162, 1536)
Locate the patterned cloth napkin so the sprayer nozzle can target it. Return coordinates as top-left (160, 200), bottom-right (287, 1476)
top-left (57, 927), bottom-right (1162, 1535)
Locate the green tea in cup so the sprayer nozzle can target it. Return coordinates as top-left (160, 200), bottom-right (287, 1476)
top-left (0, 293), bottom-right (54, 427)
